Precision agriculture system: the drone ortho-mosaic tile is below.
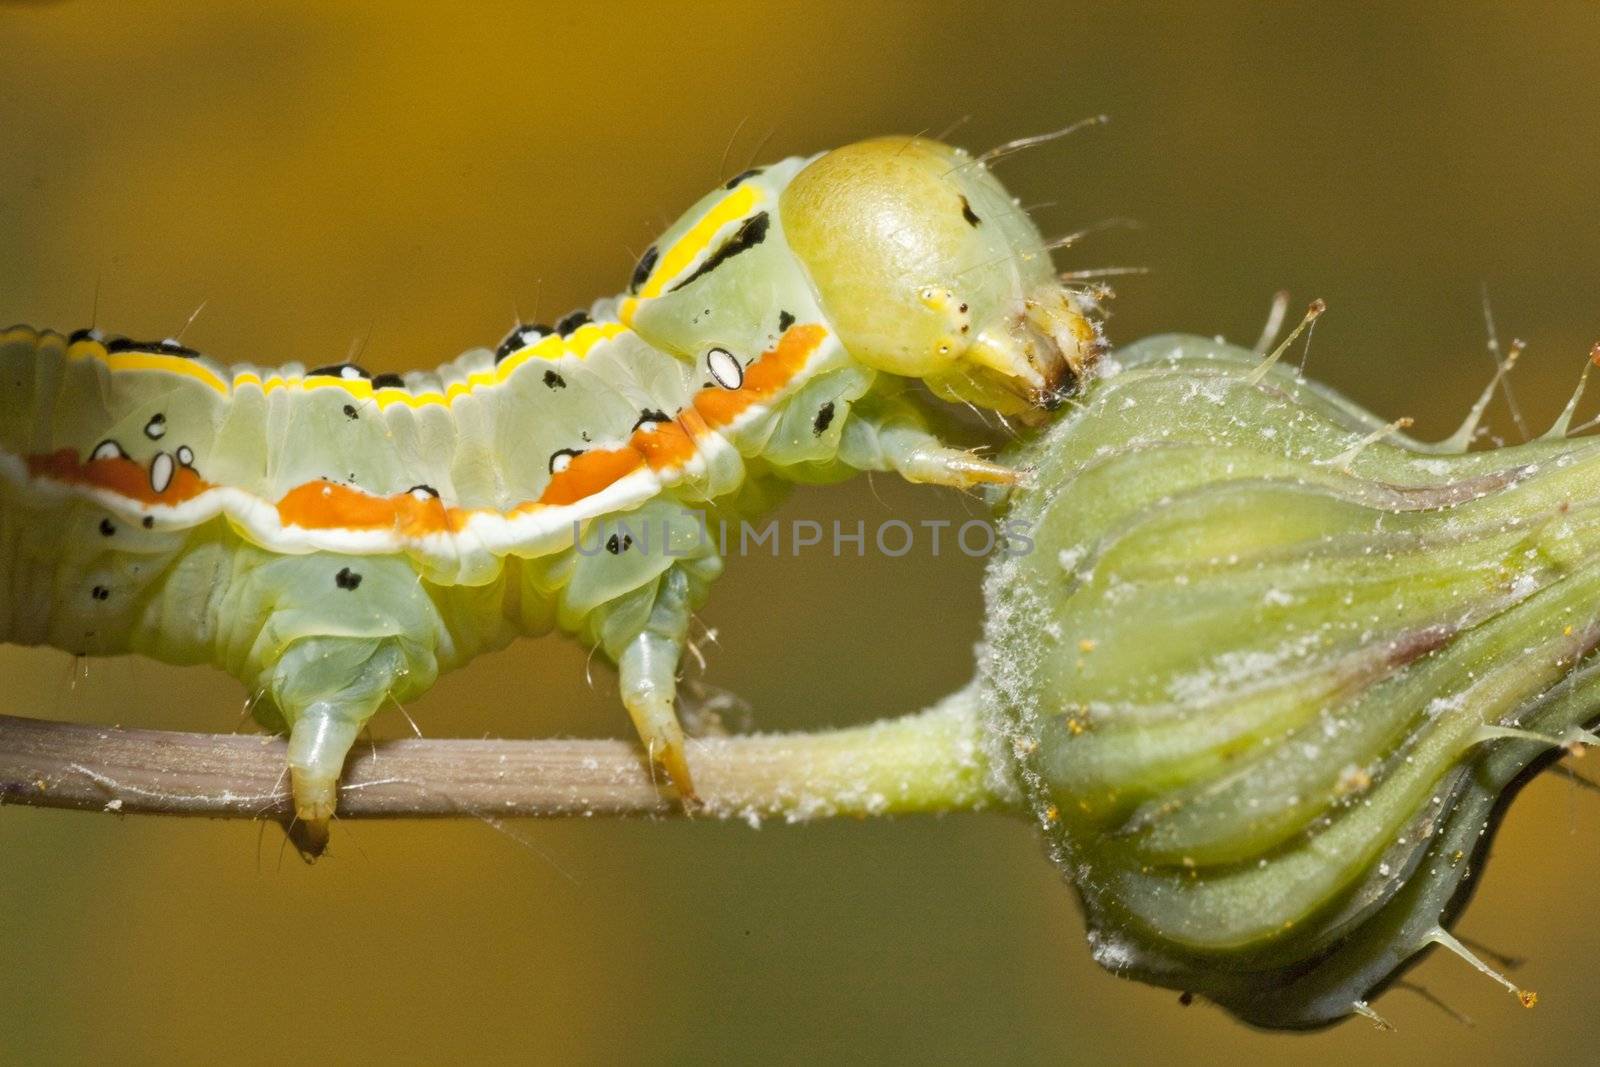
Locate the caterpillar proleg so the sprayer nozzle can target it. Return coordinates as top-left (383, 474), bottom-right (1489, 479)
top-left (0, 136), bottom-right (1101, 848)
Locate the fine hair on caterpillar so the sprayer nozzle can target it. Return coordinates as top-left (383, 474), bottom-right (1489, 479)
top-left (0, 134), bottom-right (1105, 854)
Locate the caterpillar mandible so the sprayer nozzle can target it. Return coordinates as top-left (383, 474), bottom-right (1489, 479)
top-left (0, 136), bottom-right (1101, 849)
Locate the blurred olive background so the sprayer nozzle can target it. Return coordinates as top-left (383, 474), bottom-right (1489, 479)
top-left (4, 2), bottom-right (1600, 1063)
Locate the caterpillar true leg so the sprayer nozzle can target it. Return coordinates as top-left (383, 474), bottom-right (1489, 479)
top-left (891, 443), bottom-right (1019, 490)
top-left (838, 393), bottom-right (1022, 489)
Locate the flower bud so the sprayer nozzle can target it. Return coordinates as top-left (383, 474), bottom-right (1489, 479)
top-left (982, 333), bottom-right (1600, 1027)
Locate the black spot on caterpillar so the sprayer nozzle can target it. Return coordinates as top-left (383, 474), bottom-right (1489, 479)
top-left (668, 212), bottom-right (771, 293)
top-left (91, 585), bottom-right (110, 601)
top-left (334, 567), bottom-right (363, 591)
top-left (307, 363), bottom-right (371, 381)
top-left (960, 195), bottom-right (981, 227)
top-left (105, 337), bottom-right (200, 358)
top-left (778, 310), bottom-right (795, 333)
top-left (496, 323), bottom-right (551, 361)
top-left (372, 373), bottom-right (405, 389)
top-left (342, 404), bottom-right (359, 420)
top-left (629, 245), bottom-right (659, 295)
top-left (549, 447), bottom-right (584, 474)
top-left (141, 516), bottom-right (154, 529)
top-left (605, 533), bottom-right (633, 555)
top-left (543, 369), bottom-right (566, 389)
top-left (68, 327), bottom-right (103, 345)
top-left (813, 401), bottom-right (836, 436)
top-left (633, 409), bottom-right (671, 431)
top-left (724, 167), bottom-right (763, 189)
top-left (98, 517), bottom-right (116, 537)
top-left (555, 310), bottom-right (592, 336)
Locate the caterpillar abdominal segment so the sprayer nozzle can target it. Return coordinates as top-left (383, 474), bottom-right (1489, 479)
top-left (0, 135), bottom-right (1102, 850)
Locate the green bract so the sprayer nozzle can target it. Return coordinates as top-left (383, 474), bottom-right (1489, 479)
top-left (983, 334), bottom-right (1600, 1027)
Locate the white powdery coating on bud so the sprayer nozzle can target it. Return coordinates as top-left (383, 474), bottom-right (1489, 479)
top-left (979, 332), bottom-right (1600, 1028)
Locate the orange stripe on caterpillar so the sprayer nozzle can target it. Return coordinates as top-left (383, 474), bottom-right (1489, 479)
top-left (538, 448), bottom-right (647, 506)
top-left (25, 448), bottom-right (210, 506)
top-left (629, 417), bottom-right (701, 472)
top-left (276, 481), bottom-right (466, 536)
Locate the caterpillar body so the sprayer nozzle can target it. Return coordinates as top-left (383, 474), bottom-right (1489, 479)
top-left (0, 137), bottom-right (1100, 847)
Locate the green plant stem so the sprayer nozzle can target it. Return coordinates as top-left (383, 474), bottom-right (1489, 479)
top-left (0, 685), bottom-right (1006, 824)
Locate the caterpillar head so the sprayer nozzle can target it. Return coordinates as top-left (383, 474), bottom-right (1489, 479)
top-left (621, 137), bottom-right (1101, 419)
top-left (781, 136), bottom-right (1101, 419)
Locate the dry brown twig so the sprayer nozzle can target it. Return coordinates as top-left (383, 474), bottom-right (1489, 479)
top-left (0, 691), bottom-right (1000, 833)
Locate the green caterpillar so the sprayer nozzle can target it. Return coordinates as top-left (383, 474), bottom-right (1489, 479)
top-left (0, 136), bottom-right (1100, 848)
